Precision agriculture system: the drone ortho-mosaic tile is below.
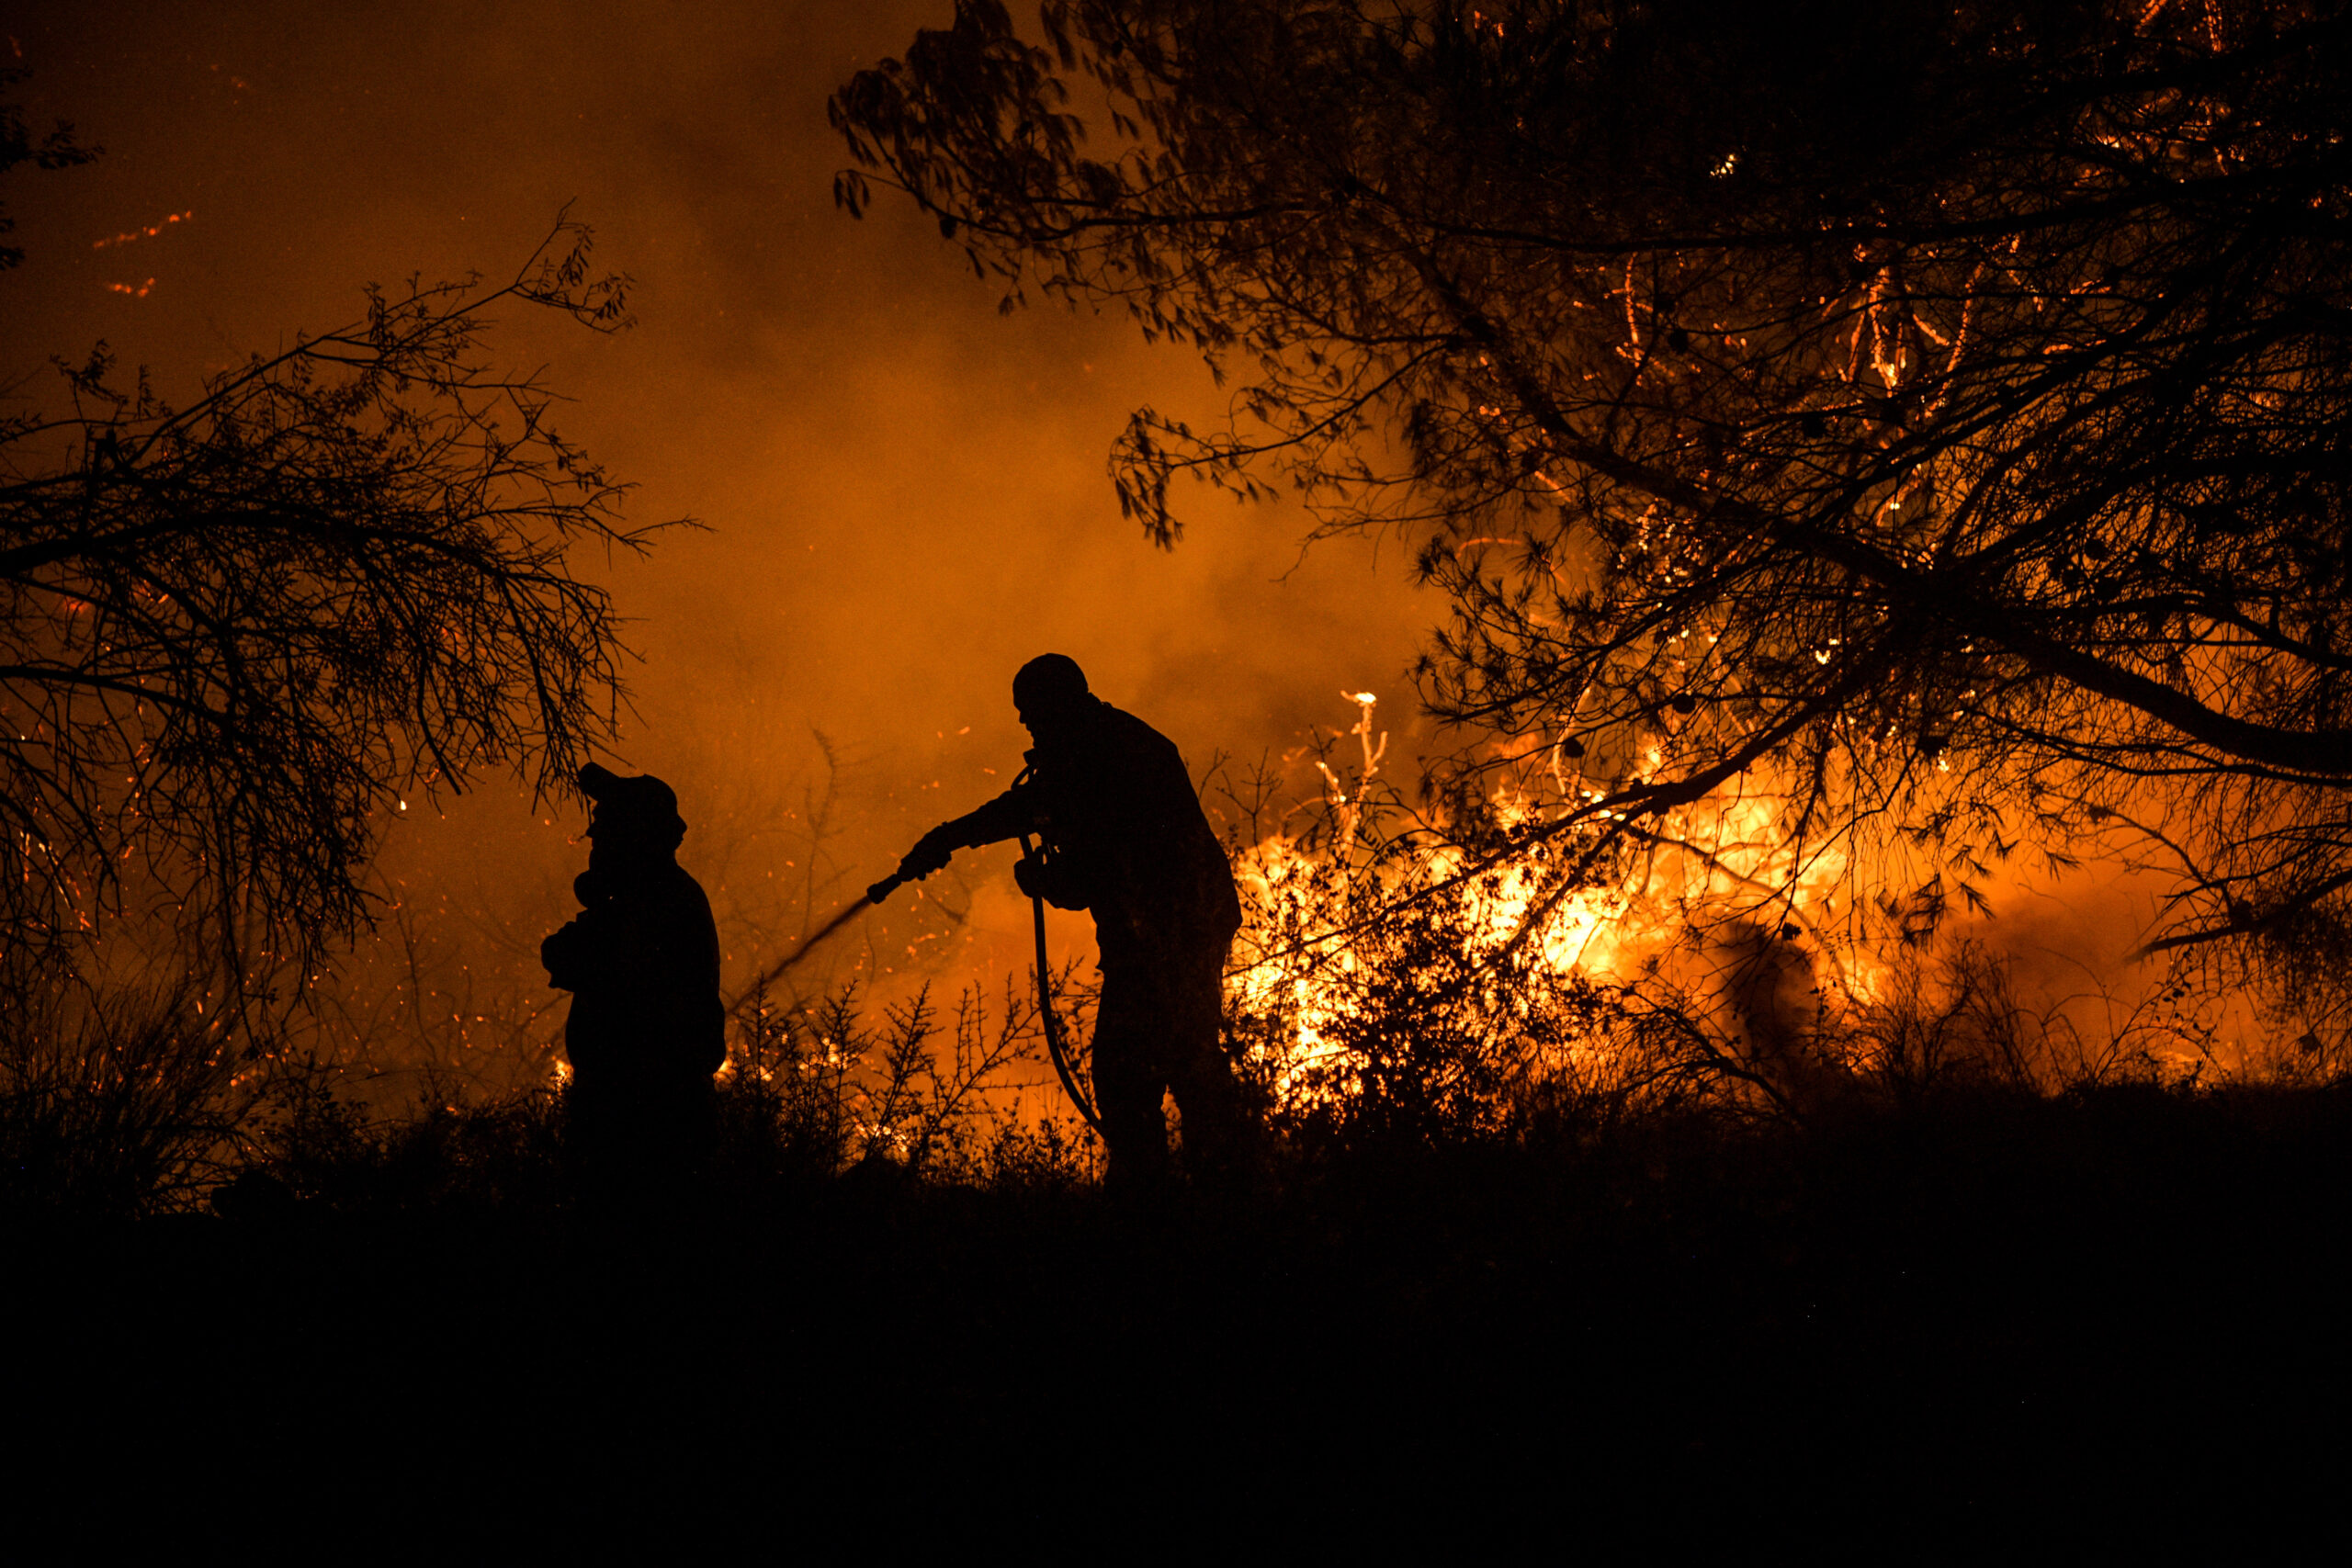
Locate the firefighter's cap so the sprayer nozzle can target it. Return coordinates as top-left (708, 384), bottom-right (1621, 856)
top-left (579, 762), bottom-right (685, 845)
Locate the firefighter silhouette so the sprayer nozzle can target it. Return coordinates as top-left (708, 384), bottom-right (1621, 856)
top-left (542, 764), bottom-right (725, 1196)
top-left (894, 654), bottom-right (1249, 1190)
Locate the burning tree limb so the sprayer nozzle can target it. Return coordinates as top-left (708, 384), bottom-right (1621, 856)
top-left (0, 219), bottom-right (666, 971)
top-left (832, 0), bottom-right (2352, 996)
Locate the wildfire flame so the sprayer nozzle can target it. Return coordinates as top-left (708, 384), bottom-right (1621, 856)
top-left (1227, 693), bottom-right (1892, 1109)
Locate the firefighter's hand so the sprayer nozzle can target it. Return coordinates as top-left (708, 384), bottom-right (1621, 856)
top-left (541, 923), bottom-right (583, 991)
top-left (1013, 856), bottom-right (1043, 901)
top-left (899, 826), bottom-right (958, 880)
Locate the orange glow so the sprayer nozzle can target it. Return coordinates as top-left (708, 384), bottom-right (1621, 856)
top-left (1, 0), bottom-right (2248, 1117)
top-left (92, 210), bottom-right (192, 249)
top-left (1227, 694), bottom-right (1910, 1111)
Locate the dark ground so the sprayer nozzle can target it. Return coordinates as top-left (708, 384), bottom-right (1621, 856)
top-left (7, 1085), bottom-right (2346, 1542)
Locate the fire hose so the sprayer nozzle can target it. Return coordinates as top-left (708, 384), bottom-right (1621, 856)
top-left (1011, 830), bottom-right (1103, 1138)
top-left (736, 826), bottom-right (1103, 1138)
top-left (866, 834), bottom-right (1102, 1136)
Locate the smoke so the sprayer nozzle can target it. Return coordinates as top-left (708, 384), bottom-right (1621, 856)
top-left (0, 0), bottom-right (1430, 1086)
top-left (3, 1), bottom-right (2222, 1091)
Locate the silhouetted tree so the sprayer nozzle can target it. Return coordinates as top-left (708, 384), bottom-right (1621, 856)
top-left (831, 0), bottom-right (2352, 977)
top-left (1, 220), bottom-right (659, 969)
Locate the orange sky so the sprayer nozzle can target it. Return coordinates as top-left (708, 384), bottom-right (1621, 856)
top-left (2, 2), bottom-right (2206, 1088)
top-left (0, 0), bottom-right (1442, 1071)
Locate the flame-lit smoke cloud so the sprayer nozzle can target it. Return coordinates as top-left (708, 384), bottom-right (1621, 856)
top-left (0, 0), bottom-right (1431, 1083)
top-left (0, 1), bottom-right (2183, 1092)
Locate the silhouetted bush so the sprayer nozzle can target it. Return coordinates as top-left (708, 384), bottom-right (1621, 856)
top-left (0, 966), bottom-right (254, 1216)
top-left (252, 1072), bottom-right (569, 1213)
top-left (10, 910), bottom-right (2345, 1222)
top-left (726, 976), bottom-right (1076, 1184)
top-left (1229, 872), bottom-right (1620, 1162)
top-left (210, 976), bottom-right (1084, 1214)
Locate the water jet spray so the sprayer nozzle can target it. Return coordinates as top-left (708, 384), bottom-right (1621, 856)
top-left (729, 840), bottom-right (1102, 1138)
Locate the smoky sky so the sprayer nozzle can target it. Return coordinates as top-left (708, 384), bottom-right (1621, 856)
top-left (1, 1), bottom-right (2188, 1082)
top-left (0, 0), bottom-right (1435, 1032)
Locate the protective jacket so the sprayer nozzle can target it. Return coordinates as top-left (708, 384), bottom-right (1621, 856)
top-left (542, 861), bottom-right (726, 1082)
top-left (951, 700), bottom-right (1240, 964)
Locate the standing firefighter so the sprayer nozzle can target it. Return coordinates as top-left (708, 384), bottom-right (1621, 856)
top-left (894, 654), bottom-right (1249, 1190)
top-left (542, 764), bottom-right (726, 1199)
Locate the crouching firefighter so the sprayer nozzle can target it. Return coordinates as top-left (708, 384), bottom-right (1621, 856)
top-left (890, 654), bottom-right (1250, 1191)
top-left (542, 764), bottom-right (726, 1201)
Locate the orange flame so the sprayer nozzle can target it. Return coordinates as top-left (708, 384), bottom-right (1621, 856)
top-left (1227, 694), bottom-right (1894, 1109)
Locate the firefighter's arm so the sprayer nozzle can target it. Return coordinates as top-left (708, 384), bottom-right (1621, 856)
top-left (541, 918), bottom-right (593, 991)
top-left (542, 897), bottom-right (636, 991)
top-left (898, 784), bottom-right (1035, 879)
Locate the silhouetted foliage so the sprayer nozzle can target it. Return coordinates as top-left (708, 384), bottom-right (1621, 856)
top-left (215, 977), bottom-right (1071, 1217)
top-left (253, 1071), bottom-right (571, 1214)
top-left (19, 1054), bottom-right (2344, 1529)
top-left (1229, 828), bottom-right (1620, 1151)
top-left (0, 220), bottom-right (661, 969)
top-left (832, 0), bottom-right (2352, 1016)
top-left (729, 976), bottom-right (1066, 1181)
top-left (0, 960), bottom-right (253, 1215)
top-left (0, 70), bottom-right (96, 272)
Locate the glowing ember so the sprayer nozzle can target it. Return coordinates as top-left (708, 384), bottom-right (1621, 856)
top-left (92, 210), bottom-right (192, 249)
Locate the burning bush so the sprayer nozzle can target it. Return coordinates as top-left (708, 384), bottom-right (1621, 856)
top-left (1215, 688), bottom-right (2344, 1148)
